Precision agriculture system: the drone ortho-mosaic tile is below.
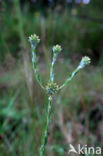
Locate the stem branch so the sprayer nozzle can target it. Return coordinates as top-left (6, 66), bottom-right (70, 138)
top-left (58, 67), bottom-right (80, 90)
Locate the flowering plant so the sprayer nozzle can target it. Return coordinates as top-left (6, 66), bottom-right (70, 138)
top-left (29, 34), bottom-right (91, 156)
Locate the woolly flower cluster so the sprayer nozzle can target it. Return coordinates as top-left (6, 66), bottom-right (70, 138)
top-left (52, 44), bottom-right (62, 53)
top-left (28, 34), bottom-right (40, 47)
top-left (46, 82), bottom-right (59, 96)
top-left (79, 56), bottom-right (91, 69)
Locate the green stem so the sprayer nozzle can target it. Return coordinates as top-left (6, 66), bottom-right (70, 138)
top-left (58, 66), bottom-right (80, 90)
top-left (31, 46), bottom-right (44, 90)
top-left (39, 96), bottom-right (52, 156)
top-left (49, 53), bottom-right (57, 83)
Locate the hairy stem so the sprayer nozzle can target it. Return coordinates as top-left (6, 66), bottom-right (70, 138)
top-left (31, 46), bottom-right (44, 89)
top-left (39, 96), bottom-right (52, 156)
top-left (49, 54), bottom-right (56, 83)
top-left (58, 66), bottom-right (80, 90)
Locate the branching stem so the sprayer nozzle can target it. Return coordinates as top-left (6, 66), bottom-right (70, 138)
top-left (39, 96), bottom-right (52, 156)
top-left (28, 34), bottom-right (91, 156)
top-left (58, 66), bottom-right (80, 90)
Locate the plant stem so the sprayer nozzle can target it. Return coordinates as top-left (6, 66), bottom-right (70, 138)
top-left (39, 96), bottom-right (52, 156)
top-left (58, 66), bottom-right (80, 90)
top-left (31, 46), bottom-right (44, 89)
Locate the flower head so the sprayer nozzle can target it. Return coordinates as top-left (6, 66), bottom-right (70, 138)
top-left (52, 44), bottom-right (62, 54)
top-left (79, 56), bottom-right (91, 69)
top-left (46, 82), bottom-right (59, 96)
top-left (28, 34), bottom-right (40, 47)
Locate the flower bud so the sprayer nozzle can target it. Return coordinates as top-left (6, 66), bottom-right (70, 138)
top-left (79, 56), bottom-right (91, 69)
top-left (52, 44), bottom-right (62, 54)
top-left (46, 82), bottom-right (59, 96)
top-left (28, 34), bottom-right (40, 47)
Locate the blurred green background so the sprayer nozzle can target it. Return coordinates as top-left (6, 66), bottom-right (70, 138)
top-left (0, 0), bottom-right (103, 155)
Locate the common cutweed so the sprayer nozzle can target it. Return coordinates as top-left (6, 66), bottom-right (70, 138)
top-left (28, 34), bottom-right (91, 156)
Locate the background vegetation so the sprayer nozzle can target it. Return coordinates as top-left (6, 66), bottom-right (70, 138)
top-left (0, 0), bottom-right (103, 155)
